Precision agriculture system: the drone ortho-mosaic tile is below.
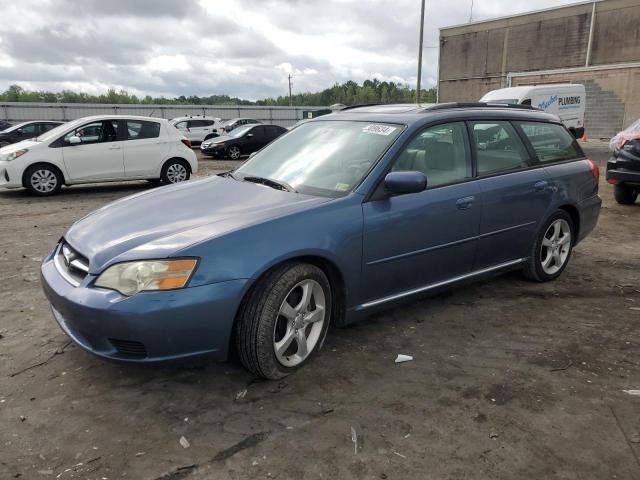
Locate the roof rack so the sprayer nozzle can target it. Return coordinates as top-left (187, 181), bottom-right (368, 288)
top-left (339, 103), bottom-right (383, 111)
top-left (425, 102), bottom-right (539, 111)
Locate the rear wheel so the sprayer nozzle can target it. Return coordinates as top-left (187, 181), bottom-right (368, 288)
top-left (24, 164), bottom-right (62, 196)
top-left (523, 211), bottom-right (574, 282)
top-left (227, 145), bottom-right (241, 160)
top-left (160, 159), bottom-right (190, 184)
top-left (613, 184), bottom-right (638, 205)
top-left (235, 262), bottom-right (331, 379)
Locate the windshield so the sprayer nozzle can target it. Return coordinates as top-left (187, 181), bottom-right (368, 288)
top-left (235, 120), bottom-right (403, 197)
top-left (229, 125), bottom-right (253, 138)
top-left (35, 120), bottom-right (77, 141)
top-left (3, 121), bottom-right (31, 133)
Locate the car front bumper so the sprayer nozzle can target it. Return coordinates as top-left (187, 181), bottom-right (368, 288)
top-left (40, 248), bottom-right (248, 363)
top-left (200, 144), bottom-right (226, 157)
top-left (0, 160), bottom-right (24, 189)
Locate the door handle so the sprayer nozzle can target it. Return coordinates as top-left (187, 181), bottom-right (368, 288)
top-left (456, 196), bottom-right (475, 210)
top-left (108, 146), bottom-right (121, 150)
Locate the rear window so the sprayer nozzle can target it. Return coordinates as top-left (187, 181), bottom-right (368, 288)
top-left (516, 122), bottom-right (582, 163)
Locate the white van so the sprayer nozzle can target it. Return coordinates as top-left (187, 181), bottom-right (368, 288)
top-left (480, 84), bottom-right (586, 138)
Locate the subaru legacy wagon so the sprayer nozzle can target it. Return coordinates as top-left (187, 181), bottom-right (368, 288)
top-left (41, 104), bottom-right (601, 379)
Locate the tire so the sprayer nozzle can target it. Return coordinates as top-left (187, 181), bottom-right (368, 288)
top-left (227, 145), bottom-right (241, 160)
top-left (160, 159), bottom-right (190, 184)
top-left (613, 184), bottom-right (638, 205)
top-left (523, 210), bottom-right (574, 282)
top-left (235, 262), bottom-right (332, 379)
top-left (23, 164), bottom-right (62, 196)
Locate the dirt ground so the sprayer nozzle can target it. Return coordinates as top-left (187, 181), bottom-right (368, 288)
top-left (0, 144), bottom-right (639, 480)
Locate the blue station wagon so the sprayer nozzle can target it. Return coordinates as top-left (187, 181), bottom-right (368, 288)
top-left (41, 104), bottom-right (601, 379)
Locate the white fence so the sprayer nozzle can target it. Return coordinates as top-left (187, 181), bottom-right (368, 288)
top-left (0, 103), bottom-right (327, 127)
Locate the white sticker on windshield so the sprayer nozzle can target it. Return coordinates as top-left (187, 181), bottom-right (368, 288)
top-left (362, 124), bottom-right (397, 136)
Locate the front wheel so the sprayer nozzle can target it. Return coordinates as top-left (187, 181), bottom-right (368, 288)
top-left (227, 145), bottom-right (241, 160)
top-left (614, 184), bottom-right (638, 205)
top-left (523, 211), bottom-right (574, 282)
top-left (24, 165), bottom-right (62, 196)
top-left (235, 262), bottom-right (332, 379)
top-left (160, 159), bottom-right (190, 184)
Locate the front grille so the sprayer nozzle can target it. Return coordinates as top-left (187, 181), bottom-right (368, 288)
top-left (109, 339), bottom-right (148, 358)
top-left (54, 241), bottom-right (89, 286)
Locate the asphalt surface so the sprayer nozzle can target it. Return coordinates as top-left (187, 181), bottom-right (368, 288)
top-left (0, 143), bottom-right (639, 480)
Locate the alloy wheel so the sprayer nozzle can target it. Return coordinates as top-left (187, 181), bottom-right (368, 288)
top-left (228, 146), bottom-right (241, 160)
top-left (540, 218), bottom-right (571, 275)
top-left (166, 163), bottom-right (188, 183)
top-left (273, 279), bottom-right (326, 367)
top-left (30, 169), bottom-right (58, 193)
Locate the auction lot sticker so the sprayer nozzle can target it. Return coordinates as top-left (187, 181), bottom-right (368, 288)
top-left (362, 124), bottom-right (397, 136)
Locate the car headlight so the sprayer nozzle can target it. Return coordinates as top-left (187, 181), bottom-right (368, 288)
top-left (94, 259), bottom-right (198, 296)
top-left (1, 149), bottom-right (28, 162)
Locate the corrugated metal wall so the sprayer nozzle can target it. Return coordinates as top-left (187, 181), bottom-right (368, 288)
top-left (0, 103), bottom-right (326, 127)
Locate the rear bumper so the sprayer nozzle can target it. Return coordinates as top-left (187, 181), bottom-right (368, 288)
top-left (576, 194), bottom-right (601, 244)
top-left (607, 157), bottom-right (640, 186)
top-left (40, 250), bottom-right (247, 363)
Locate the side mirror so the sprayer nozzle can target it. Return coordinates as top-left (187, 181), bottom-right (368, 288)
top-left (384, 171), bottom-right (427, 195)
top-left (16, 128), bottom-right (23, 135)
top-left (68, 135), bottom-right (81, 144)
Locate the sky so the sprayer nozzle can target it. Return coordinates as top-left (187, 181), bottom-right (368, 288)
top-left (0, 0), bottom-right (583, 101)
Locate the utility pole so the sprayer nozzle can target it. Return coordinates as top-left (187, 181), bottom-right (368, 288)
top-left (288, 74), bottom-right (293, 106)
top-left (416, 0), bottom-right (426, 104)
top-left (469, 0), bottom-right (474, 23)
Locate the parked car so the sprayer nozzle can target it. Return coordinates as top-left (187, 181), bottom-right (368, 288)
top-left (607, 118), bottom-right (640, 204)
top-left (480, 84), bottom-right (586, 138)
top-left (40, 104), bottom-right (600, 379)
top-left (201, 124), bottom-right (287, 159)
top-left (170, 115), bottom-right (221, 145)
top-left (0, 120), bottom-right (13, 132)
top-left (0, 115), bottom-right (196, 195)
top-left (217, 118), bottom-right (261, 134)
top-left (0, 121), bottom-right (64, 147)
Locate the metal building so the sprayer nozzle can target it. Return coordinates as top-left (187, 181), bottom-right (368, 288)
top-left (438, 0), bottom-right (640, 138)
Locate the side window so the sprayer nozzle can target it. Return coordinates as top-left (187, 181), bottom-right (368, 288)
top-left (42, 123), bottom-right (58, 132)
top-left (470, 121), bottom-right (530, 176)
top-left (202, 120), bottom-right (214, 127)
top-left (174, 121), bottom-right (187, 130)
top-left (126, 120), bottom-right (160, 140)
top-left (516, 122), bottom-right (582, 163)
top-left (20, 123), bottom-right (39, 136)
top-left (252, 126), bottom-right (266, 137)
top-left (64, 120), bottom-right (119, 145)
top-left (391, 122), bottom-right (472, 188)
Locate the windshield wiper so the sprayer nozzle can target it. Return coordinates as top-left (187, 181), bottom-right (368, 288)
top-left (242, 176), bottom-right (297, 193)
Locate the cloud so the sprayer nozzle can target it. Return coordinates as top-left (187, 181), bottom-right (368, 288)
top-left (0, 0), bottom-right (581, 100)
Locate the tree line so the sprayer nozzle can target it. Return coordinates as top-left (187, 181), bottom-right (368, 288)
top-left (0, 80), bottom-right (437, 106)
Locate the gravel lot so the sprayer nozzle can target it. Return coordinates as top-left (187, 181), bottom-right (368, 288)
top-left (0, 144), bottom-right (639, 480)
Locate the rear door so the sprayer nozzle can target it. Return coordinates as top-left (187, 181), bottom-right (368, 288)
top-left (264, 125), bottom-right (285, 144)
top-left (187, 119), bottom-right (215, 142)
top-left (361, 122), bottom-right (481, 304)
top-left (122, 119), bottom-right (169, 177)
top-left (471, 120), bottom-right (554, 269)
top-left (60, 120), bottom-right (125, 181)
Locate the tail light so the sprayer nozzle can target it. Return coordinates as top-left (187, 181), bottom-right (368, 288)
top-left (181, 138), bottom-right (192, 148)
top-left (587, 159), bottom-right (599, 181)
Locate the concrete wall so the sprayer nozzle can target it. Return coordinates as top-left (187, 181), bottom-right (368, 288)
top-left (438, 0), bottom-right (640, 137)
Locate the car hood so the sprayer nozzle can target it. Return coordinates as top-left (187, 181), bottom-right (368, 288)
top-left (65, 176), bottom-right (330, 273)
top-left (0, 139), bottom-right (39, 154)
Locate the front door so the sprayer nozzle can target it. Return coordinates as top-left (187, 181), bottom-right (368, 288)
top-left (469, 121), bottom-right (554, 268)
top-left (361, 122), bottom-right (481, 305)
top-left (61, 120), bottom-right (125, 181)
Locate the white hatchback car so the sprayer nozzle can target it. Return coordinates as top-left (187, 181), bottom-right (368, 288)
top-left (0, 115), bottom-right (197, 196)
